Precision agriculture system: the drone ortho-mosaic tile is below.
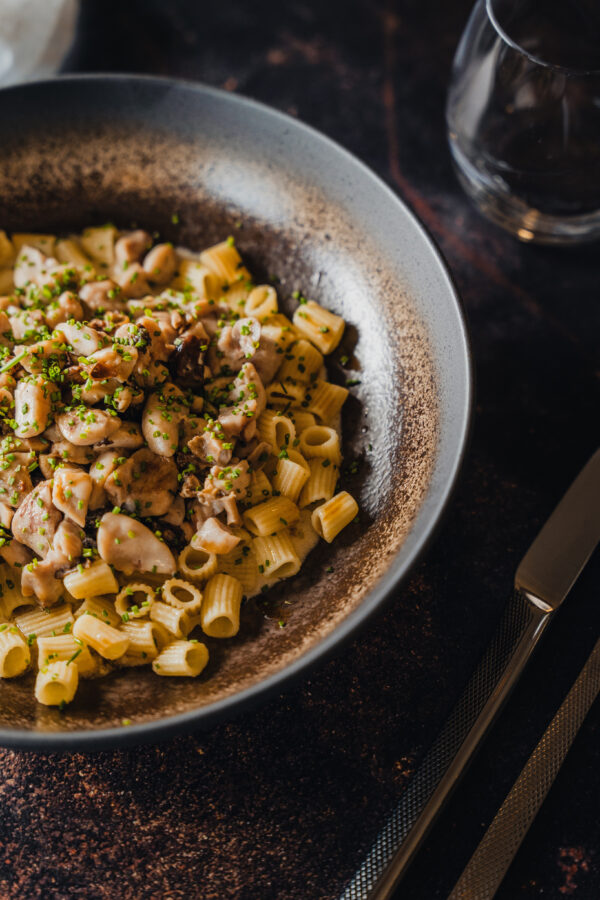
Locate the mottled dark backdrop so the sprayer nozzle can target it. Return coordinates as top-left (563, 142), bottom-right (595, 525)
top-left (0, 2), bottom-right (598, 898)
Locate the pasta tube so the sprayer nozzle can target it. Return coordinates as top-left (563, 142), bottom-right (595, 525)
top-left (201, 574), bottom-right (243, 638)
top-left (74, 597), bottom-right (120, 628)
top-left (243, 496), bottom-right (300, 537)
top-left (244, 470), bottom-right (272, 507)
top-left (256, 409), bottom-right (296, 450)
top-left (293, 300), bottom-right (345, 353)
top-left (311, 492), bottom-right (358, 542)
top-left (15, 604), bottom-right (74, 642)
top-left (115, 583), bottom-right (155, 620)
top-left (252, 532), bottom-right (301, 580)
top-left (35, 659), bottom-right (78, 706)
top-left (150, 601), bottom-right (192, 639)
top-left (217, 544), bottom-right (258, 593)
top-left (277, 339), bottom-right (323, 383)
top-left (152, 639), bottom-right (209, 677)
top-left (177, 546), bottom-right (218, 583)
top-left (162, 578), bottom-right (203, 614)
top-left (303, 380), bottom-right (348, 423)
top-left (271, 450), bottom-right (310, 503)
top-left (0, 625), bottom-right (30, 677)
top-left (119, 620), bottom-right (163, 660)
top-left (73, 614), bottom-right (130, 660)
top-left (299, 458), bottom-right (339, 507)
top-left (200, 239), bottom-right (250, 285)
top-left (36, 634), bottom-right (96, 677)
top-left (63, 559), bottom-right (119, 600)
top-left (298, 425), bottom-right (342, 465)
top-left (244, 285), bottom-right (278, 320)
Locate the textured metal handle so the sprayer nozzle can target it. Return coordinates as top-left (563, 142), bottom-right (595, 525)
top-left (449, 636), bottom-right (600, 900)
top-left (339, 592), bottom-right (550, 900)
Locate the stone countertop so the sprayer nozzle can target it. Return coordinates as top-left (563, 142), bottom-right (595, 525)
top-left (0, 2), bottom-right (598, 898)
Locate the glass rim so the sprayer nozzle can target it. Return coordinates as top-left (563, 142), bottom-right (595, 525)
top-left (485, 0), bottom-right (600, 75)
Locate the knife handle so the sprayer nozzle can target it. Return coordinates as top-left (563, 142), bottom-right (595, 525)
top-left (340, 592), bottom-right (551, 900)
top-left (449, 636), bottom-right (600, 899)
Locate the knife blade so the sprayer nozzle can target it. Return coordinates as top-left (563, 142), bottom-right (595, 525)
top-left (339, 449), bottom-right (600, 900)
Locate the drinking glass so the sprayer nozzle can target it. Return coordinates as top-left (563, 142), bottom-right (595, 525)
top-left (446, 0), bottom-right (600, 244)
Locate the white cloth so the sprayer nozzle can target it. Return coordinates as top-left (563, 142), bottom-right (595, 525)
top-left (0, 0), bottom-right (79, 86)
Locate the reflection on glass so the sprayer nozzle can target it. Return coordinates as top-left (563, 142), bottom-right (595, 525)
top-left (446, 0), bottom-right (600, 243)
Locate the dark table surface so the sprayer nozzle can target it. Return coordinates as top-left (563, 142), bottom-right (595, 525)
top-left (1, 2), bottom-right (598, 898)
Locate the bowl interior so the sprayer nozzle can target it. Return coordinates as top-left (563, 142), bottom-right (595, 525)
top-left (0, 77), bottom-right (470, 744)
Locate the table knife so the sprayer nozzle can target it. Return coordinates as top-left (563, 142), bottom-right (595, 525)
top-left (449, 634), bottom-right (600, 899)
top-left (339, 449), bottom-right (600, 900)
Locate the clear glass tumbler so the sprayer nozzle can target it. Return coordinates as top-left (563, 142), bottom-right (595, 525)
top-left (446, 0), bottom-right (600, 244)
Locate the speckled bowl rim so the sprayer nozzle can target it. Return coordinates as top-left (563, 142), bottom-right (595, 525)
top-left (0, 74), bottom-right (473, 751)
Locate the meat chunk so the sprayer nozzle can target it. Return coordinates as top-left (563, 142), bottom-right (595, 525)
top-left (187, 421), bottom-right (233, 467)
top-left (21, 519), bottom-right (83, 608)
top-left (104, 448), bottom-right (178, 517)
top-left (217, 362), bottom-right (266, 442)
top-left (79, 279), bottom-right (124, 312)
top-left (204, 460), bottom-right (251, 498)
top-left (11, 479), bottom-right (62, 557)
top-left (191, 517), bottom-right (240, 555)
top-left (52, 467), bottom-right (93, 527)
top-left (0, 451), bottom-right (34, 507)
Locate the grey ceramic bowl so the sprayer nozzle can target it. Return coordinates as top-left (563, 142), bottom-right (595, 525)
top-left (0, 75), bottom-right (471, 749)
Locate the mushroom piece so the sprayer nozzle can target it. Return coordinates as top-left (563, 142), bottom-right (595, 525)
top-left (142, 383), bottom-right (187, 457)
top-left (142, 243), bottom-right (177, 285)
top-left (0, 310), bottom-right (12, 346)
top-left (97, 512), bottom-right (176, 576)
top-left (191, 517), bottom-right (241, 555)
top-left (48, 440), bottom-right (97, 466)
top-left (13, 375), bottom-right (52, 439)
top-left (104, 448), bottom-right (178, 517)
top-left (52, 467), bottom-right (93, 527)
top-left (168, 331), bottom-right (206, 390)
top-left (11, 479), bottom-right (62, 558)
top-left (57, 407), bottom-right (121, 446)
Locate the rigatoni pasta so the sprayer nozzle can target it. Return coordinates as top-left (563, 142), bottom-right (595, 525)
top-left (153, 639), bottom-right (209, 677)
top-left (292, 300), bottom-right (345, 353)
top-left (312, 492), bottom-right (359, 543)
top-left (35, 659), bottom-right (79, 706)
top-left (0, 228), bottom-right (359, 708)
top-left (243, 496), bottom-right (300, 537)
top-left (0, 625), bottom-right (31, 677)
top-left (201, 574), bottom-right (243, 638)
